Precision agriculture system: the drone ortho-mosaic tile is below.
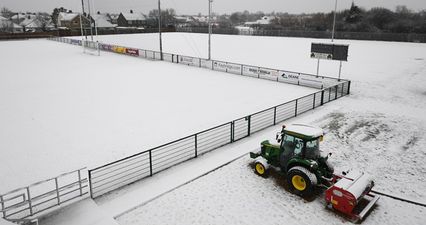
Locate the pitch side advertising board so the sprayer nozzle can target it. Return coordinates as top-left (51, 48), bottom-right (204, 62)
top-left (125, 48), bottom-right (139, 56)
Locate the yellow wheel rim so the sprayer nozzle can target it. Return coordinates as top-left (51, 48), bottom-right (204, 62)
top-left (292, 175), bottom-right (306, 191)
top-left (255, 163), bottom-right (265, 175)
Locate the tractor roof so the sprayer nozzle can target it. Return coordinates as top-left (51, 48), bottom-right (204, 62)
top-left (284, 124), bottom-right (324, 140)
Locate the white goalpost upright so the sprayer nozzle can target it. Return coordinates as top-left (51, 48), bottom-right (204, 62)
top-left (80, 0), bottom-right (100, 56)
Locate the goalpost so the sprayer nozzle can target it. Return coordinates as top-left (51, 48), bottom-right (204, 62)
top-left (80, 0), bottom-right (100, 56)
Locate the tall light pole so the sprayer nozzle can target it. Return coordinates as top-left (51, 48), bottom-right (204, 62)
top-left (158, 0), bottom-right (163, 60)
top-left (331, 0), bottom-right (337, 42)
top-left (208, 0), bottom-right (213, 60)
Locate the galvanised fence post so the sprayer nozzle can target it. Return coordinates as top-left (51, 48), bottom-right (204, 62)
top-left (313, 93), bottom-right (316, 109)
top-left (335, 85), bottom-right (338, 99)
top-left (347, 81), bottom-right (351, 94)
top-left (247, 116), bottom-right (251, 136)
top-left (88, 170), bottom-right (94, 199)
top-left (26, 187), bottom-right (33, 216)
top-left (78, 170), bottom-right (83, 196)
top-left (55, 178), bottom-right (60, 205)
top-left (149, 150), bottom-right (153, 176)
top-left (295, 99), bottom-right (298, 117)
top-left (230, 121), bottom-right (234, 143)
top-left (273, 107), bottom-right (277, 125)
top-left (194, 134), bottom-right (198, 158)
top-left (0, 195), bottom-right (5, 218)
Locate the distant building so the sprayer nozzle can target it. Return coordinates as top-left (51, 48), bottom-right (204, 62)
top-left (11, 13), bottom-right (35, 24)
top-left (19, 15), bottom-right (54, 32)
top-left (92, 13), bottom-right (117, 31)
top-left (244, 16), bottom-right (277, 26)
top-left (108, 14), bottom-right (119, 24)
top-left (57, 12), bottom-right (90, 30)
top-left (0, 16), bottom-right (24, 33)
top-left (117, 10), bottom-right (148, 27)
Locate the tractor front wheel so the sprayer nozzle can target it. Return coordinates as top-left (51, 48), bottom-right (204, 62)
top-left (255, 162), bottom-right (267, 176)
top-left (287, 166), bottom-right (317, 197)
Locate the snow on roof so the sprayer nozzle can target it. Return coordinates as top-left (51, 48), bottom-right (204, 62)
top-left (19, 17), bottom-right (35, 26)
top-left (245, 16), bottom-right (276, 25)
top-left (59, 12), bottom-right (79, 21)
top-left (11, 13), bottom-right (34, 20)
top-left (92, 14), bottom-right (117, 28)
top-left (121, 12), bottom-right (147, 21)
top-left (285, 124), bottom-right (324, 138)
top-left (0, 19), bottom-right (22, 29)
top-left (0, 15), bottom-right (7, 21)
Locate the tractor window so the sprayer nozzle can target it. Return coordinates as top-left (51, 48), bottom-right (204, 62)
top-left (294, 139), bottom-right (303, 155)
top-left (282, 134), bottom-right (303, 157)
top-left (305, 139), bottom-right (320, 158)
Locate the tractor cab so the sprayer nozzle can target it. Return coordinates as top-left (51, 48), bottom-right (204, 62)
top-left (278, 124), bottom-right (323, 160)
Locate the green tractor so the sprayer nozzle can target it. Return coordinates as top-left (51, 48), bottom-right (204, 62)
top-left (250, 124), bottom-right (380, 221)
top-left (250, 124), bottom-right (334, 196)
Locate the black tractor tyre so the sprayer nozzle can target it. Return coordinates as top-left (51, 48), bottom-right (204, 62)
top-left (287, 166), bottom-right (318, 197)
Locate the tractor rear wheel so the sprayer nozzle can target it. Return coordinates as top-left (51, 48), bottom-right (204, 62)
top-left (287, 166), bottom-right (317, 197)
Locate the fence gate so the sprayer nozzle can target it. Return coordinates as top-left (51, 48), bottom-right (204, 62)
top-left (0, 168), bottom-right (88, 222)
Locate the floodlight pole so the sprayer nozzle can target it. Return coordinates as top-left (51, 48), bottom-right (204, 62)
top-left (316, 59), bottom-right (320, 76)
top-left (87, 0), bottom-right (94, 41)
top-left (331, 0), bottom-right (337, 42)
top-left (208, 0), bottom-right (213, 60)
top-left (158, 0), bottom-right (163, 60)
top-left (80, 0), bottom-right (87, 39)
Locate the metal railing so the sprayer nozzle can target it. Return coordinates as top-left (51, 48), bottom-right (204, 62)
top-left (88, 81), bottom-right (350, 198)
top-left (47, 36), bottom-right (351, 198)
top-left (0, 168), bottom-right (88, 221)
top-left (48, 36), bottom-right (348, 90)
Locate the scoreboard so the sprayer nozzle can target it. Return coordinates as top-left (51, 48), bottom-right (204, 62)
top-left (311, 43), bottom-right (349, 61)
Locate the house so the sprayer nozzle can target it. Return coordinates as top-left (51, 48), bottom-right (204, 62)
top-left (11, 13), bottom-right (35, 24)
top-left (0, 16), bottom-right (24, 33)
top-left (57, 12), bottom-right (90, 30)
top-left (244, 16), bottom-right (277, 26)
top-left (92, 14), bottom-right (117, 31)
top-left (19, 15), bottom-right (54, 32)
top-left (108, 14), bottom-right (119, 24)
top-left (117, 10), bottom-right (148, 27)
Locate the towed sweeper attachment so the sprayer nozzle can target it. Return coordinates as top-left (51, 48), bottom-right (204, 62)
top-left (325, 171), bottom-right (380, 222)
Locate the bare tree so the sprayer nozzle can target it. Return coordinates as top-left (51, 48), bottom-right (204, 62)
top-left (1, 7), bottom-right (14, 19)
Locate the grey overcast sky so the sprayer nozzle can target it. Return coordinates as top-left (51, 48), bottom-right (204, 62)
top-left (1, 0), bottom-right (425, 15)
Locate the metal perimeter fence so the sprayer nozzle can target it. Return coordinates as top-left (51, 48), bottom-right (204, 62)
top-left (0, 168), bottom-right (88, 222)
top-left (0, 37), bottom-right (350, 222)
top-left (46, 36), bottom-right (351, 199)
top-left (87, 82), bottom-right (349, 198)
top-left (48, 36), bottom-right (346, 90)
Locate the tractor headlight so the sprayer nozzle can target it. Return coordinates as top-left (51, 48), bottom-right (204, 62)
top-left (310, 161), bottom-right (318, 170)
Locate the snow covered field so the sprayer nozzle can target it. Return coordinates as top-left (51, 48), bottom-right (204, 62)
top-left (2, 33), bottom-right (426, 225)
top-left (83, 34), bottom-right (426, 224)
top-left (0, 39), bottom-right (315, 192)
